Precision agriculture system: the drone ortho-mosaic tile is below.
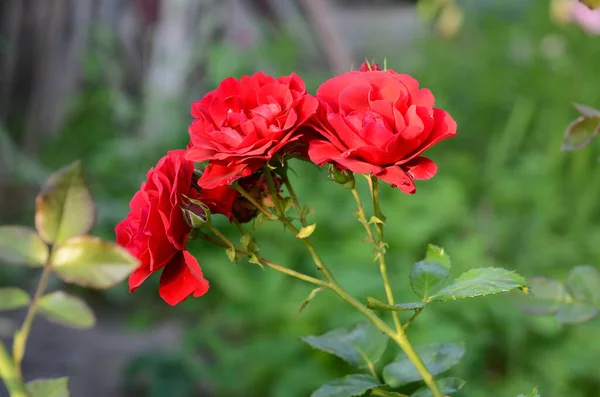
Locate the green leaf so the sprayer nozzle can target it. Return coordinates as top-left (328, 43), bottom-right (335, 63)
top-left (226, 247), bottom-right (237, 263)
top-left (429, 268), bottom-right (526, 302)
top-left (410, 261), bottom-right (450, 301)
top-left (0, 226), bottom-right (48, 267)
top-left (574, 103), bottom-right (600, 119)
top-left (383, 343), bottom-right (465, 387)
top-left (367, 297), bottom-right (425, 312)
top-left (302, 322), bottom-right (388, 369)
top-left (296, 223), bottom-right (317, 239)
top-left (556, 303), bottom-right (599, 324)
top-left (0, 288), bottom-right (30, 310)
top-left (566, 265), bottom-right (600, 305)
top-left (51, 236), bottom-right (139, 289)
top-left (26, 377), bottom-right (70, 397)
top-left (368, 216), bottom-right (385, 225)
top-left (424, 245), bottom-right (451, 269)
top-left (35, 161), bottom-right (96, 245)
top-left (411, 377), bottom-right (465, 397)
top-left (519, 277), bottom-right (569, 315)
top-left (38, 291), bottom-right (95, 329)
top-left (240, 233), bottom-right (252, 250)
top-left (248, 254), bottom-right (263, 269)
top-left (517, 387), bottom-right (540, 397)
top-left (561, 116), bottom-right (600, 151)
top-left (298, 287), bottom-right (326, 315)
top-left (312, 374), bottom-right (379, 397)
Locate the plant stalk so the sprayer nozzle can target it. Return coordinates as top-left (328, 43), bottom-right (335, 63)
top-left (0, 342), bottom-right (28, 397)
top-left (12, 260), bottom-right (53, 376)
top-left (352, 184), bottom-right (403, 334)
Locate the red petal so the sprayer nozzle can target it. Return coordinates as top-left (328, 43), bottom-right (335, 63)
top-left (405, 157), bottom-right (438, 180)
top-left (375, 166), bottom-right (416, 194)
top-left (159, 251), bottom-right (210, 306)
top-left (198, 163), bottom-right (254, 189)
top-left (129, 265), bottom-right (153, 292)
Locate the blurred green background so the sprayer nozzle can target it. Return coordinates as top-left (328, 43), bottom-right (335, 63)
top-left (1, 0), bottom-right (600, 396)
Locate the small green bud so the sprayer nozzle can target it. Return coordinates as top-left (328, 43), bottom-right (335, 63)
top-left (328, 164), bottom-right (355, 189)
top-left (181, 196), bottom-right (211, 228)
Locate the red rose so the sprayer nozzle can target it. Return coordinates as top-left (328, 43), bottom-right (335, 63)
top-left (115, 150), bottom-right (209, 305)
top-left (307, 70), bottom-right (456, 194)
top-left (185, 72), bottom-right (319, 189)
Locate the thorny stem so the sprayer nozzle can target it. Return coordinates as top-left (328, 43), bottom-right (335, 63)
top-left (13, 259), bottom-right (54, 377)
top-left (352, 184), bottom-right (403, 335)
top-left (205, 225), bottom-right (328, 288)
top-left (368, 177), bottom-right (403, 334)
top-left (262, 167), bottom-right (335, 283)
top-left (0, 342), bottom-right (28, 397)
top-left (282, 173), bottom-right (307, 226)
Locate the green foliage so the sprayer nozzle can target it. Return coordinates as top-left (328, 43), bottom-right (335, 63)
top-left (0, 288), bottom-right (30, 310)
top-left (296, 223), bottom-right (317, 239)
top-left (519, 266), bottom-right (600, 324)
top-left (382, 343), bottom-right (465, 388)
top-left (0, 226), bottom-right (48, 267)
top-left (311, 374), bottom-right (379, 397)
top-left (429, 268), bottom-right (526, 302)
top-left (410, 262), bottom-right (450, 301)
top-left (34, 161), bottom-right (96, 245)
top-left (26, 378), bottom-right (70, 397)
top-left (37, 291), bottom-right (96, 329)
top-left (51, 236), bottom-right (138, 289)
top-left (302, 323), bottom-right (389, 369)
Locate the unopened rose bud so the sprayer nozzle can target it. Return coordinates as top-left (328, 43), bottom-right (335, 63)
top-left (181, 201), bottom-right (210, 228)
top-left (328, 164), bottom-right (355, 189)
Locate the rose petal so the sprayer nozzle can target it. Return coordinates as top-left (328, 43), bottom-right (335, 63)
top-left (375, 166), bottom-right (416, 194)
top-left (159, 251), bottom-right (210, 306)
top-left (198, 162), bottom-right (253, 189)
top-left (405, 156), bottom-right (438, 180)
top-left (129, 265), bottom-right (153, 292)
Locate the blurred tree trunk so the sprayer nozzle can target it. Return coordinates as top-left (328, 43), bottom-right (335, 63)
top-left (138, 0), bottom-right (226, 143)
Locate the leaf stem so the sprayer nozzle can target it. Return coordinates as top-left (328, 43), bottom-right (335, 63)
top-left (13, 258), bottom-right (53, 377)
top-left (0, 342), bottom-right (28, 397)
top-left (403, 308), bottom-right (424, 331)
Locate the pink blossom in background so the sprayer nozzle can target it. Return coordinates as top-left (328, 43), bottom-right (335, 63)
top-left (571, 1), bottom-right (600, 35)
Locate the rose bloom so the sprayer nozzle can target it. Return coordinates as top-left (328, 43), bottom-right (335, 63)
top-left (308, 64), bottom-right (456, 194)
top-left (185, 72), bottom-right (318, 189)
top-left (571, 1), bottom-right (600, 35)
top-left (116, 150), bottom-right (211, 305)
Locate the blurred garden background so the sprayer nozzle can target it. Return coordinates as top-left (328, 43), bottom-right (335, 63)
top-left (1, 0), bottom-right (600, 396)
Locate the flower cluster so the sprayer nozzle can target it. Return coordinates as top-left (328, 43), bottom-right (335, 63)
top-left (116, 62), bottom-right (457, 305)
